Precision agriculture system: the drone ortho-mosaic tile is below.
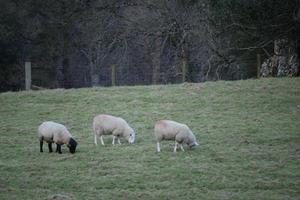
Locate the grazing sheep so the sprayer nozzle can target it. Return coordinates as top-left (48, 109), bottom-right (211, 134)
top-left (154, 120), bottom-right (198, 152)
top-left (38, 121), bottom-right (78, 154)
top-left (93, 114), bottom-right (135, 145)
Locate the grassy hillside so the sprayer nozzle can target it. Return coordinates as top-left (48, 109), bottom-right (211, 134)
top-left (0, 78), bottom-right (299, 200)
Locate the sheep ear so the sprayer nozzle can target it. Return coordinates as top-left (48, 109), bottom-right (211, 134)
top-left (195, 142), bottom-right (199, 146)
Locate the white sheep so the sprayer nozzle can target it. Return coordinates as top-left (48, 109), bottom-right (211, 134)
top-left (38, 121), bottom-right (78, 154)
top-left (93, 114), bottom-right (135, 145)
top-left (154, 120), bottom-right (198, 152)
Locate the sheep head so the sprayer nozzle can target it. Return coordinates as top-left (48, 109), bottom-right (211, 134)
top-left (125, 127), bottom-right (135, 144)
top-left (187, 131), bottom-right (198, 149)
top-left (188, 141), bottom-right (199, 149)
top-left (67, 138), bottom-right (78, 153)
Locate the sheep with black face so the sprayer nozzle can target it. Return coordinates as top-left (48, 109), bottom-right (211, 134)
top-left (38, 121), bottom-right (77, 154)
top-left (93, 114), bottom-right (135, 146)
top-left (154, 120), bottom-right (198, 152)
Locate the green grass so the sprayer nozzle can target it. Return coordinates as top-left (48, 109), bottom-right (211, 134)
top-left (0, 77), bottom-right (300, 200)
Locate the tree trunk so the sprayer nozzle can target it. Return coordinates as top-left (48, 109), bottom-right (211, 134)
top-left (256, 53), bottom-right (261, 78)
top-left (55, 56), bottom-right (64, 88)
top-left (152, 33), bottom-right (162, 84)
top-left (111, 64), bottom-right (116, 86)
top-left (260, 39), bottom-right (299, 77)
top-left (25, 61), bottom-right (31, 90)
top-left (181, 48), bottom-right (188, 82)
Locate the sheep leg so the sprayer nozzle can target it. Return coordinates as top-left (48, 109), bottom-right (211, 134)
top-left (174, 141), bottom-right (178, 152)
top-left (112, 136), bottom-right (115, 145)
top-left (118, 138), bottom-right (121, 145)
top-left (48, 143), bottom-right (53, 153)
top-left (94, 134), bottom-right (98, 145)
top-left (156, 142), bottom-right (161, 152)
top-left (180, 144), bottom-right (185, 152)
top-left (100, 136), bottom-right (105, 146)
top-left (40, 140), bottom-right (43, 152)
top-left (56, 144), bottom-right (62, 154)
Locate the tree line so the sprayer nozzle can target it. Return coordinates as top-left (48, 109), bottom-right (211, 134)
top-left (0, 0), bottom-right (299, 92)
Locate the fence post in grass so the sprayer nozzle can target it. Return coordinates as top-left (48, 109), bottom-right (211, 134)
top-left (256, 53), bottom-right (261, 78)
top-left (25, 61), bottom-right (31, 90)
top-left (182, 58), bottom-right (187, 82)
top-left (111, 64), bottom-right (116, 86)
top-left (182, 49), bottom-right (188, 82)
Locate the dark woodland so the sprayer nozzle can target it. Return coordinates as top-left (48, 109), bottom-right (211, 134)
top-left (0, 0), bottom-right (299, 92)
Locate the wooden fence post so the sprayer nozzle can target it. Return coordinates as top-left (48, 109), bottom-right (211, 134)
top-left (182, 58), bottom-right (187, 82)
top-left (181, 48), bottom-right (188, 83)
top-left (25, 61), bottom-right (31, 90)
top-left (111, 64), bottom-right (116, 86)
top-left (257, 54), bottom-right (261, 78)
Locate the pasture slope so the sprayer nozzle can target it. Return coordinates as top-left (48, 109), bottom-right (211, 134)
top-left (0, 78), bottom-right (299, 200)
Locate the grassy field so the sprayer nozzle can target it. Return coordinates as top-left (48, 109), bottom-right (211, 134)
top-left (0, 78), bottom-right (299, 200)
